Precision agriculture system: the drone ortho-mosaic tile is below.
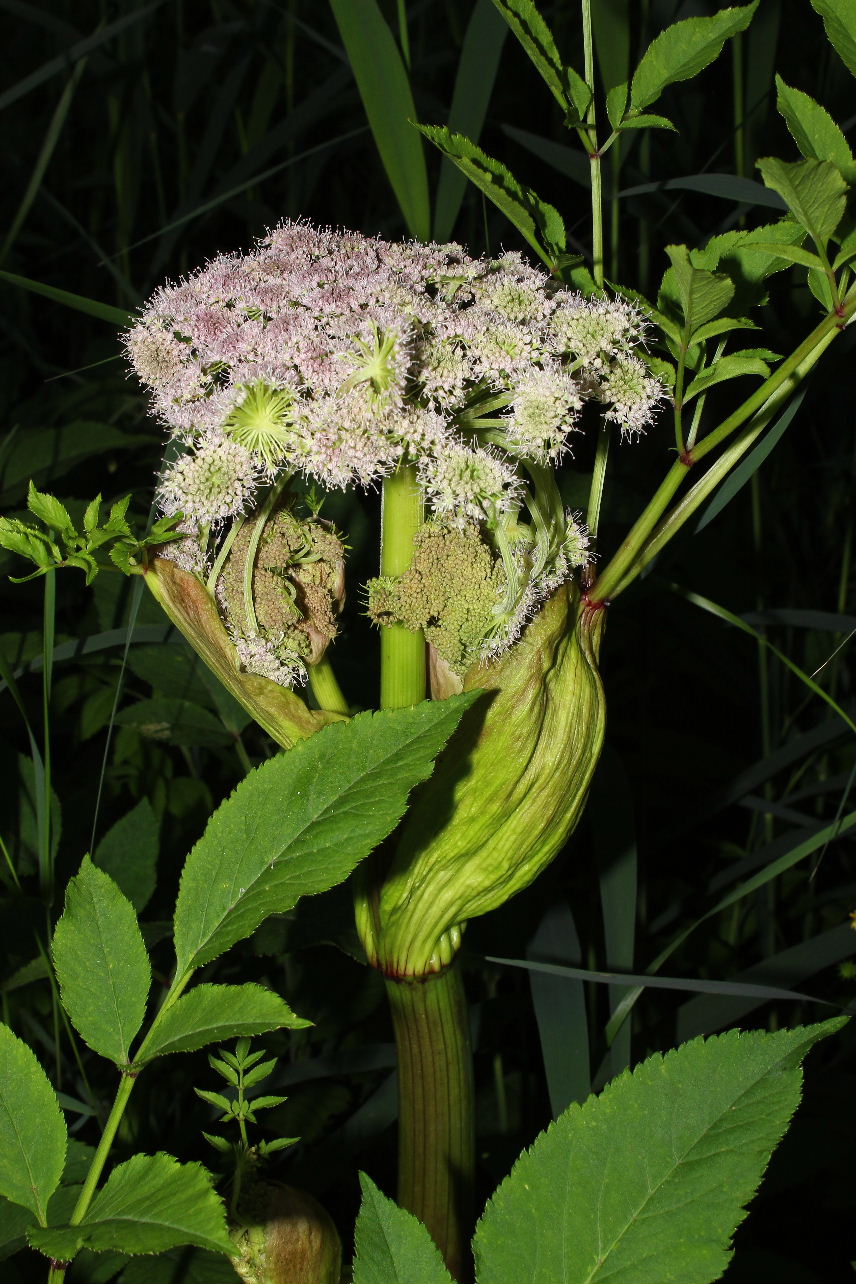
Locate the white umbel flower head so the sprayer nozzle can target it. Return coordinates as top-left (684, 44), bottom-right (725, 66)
top-left (418, 442), bottom-right (522, 525)
top-left (156, 434), bottom-right (259, 526)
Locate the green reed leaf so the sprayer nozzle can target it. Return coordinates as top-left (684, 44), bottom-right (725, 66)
top-left (330, 0), bottom-right (430, 240)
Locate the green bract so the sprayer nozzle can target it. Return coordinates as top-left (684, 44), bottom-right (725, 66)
top-left (356, 587), bottom-right (606, 977)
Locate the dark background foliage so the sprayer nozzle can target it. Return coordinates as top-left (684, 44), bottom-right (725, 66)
top-left (1, 2), bottom-right (854, 1280)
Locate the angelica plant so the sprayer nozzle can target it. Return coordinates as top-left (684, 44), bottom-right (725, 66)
top-left (1, 2), bottom-right (854, 1281)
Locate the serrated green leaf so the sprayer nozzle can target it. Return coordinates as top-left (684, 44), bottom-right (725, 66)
top-left (688, 316), bottom-right (759, 344)
top-left (809, 0), bottom-right (856, 76)
top-left (202, 1133), bottom-right (232, 1154)
top-left (172, 696), bottom-right (477, 980)
top-left (605, 81), bottom-right (628, 128)
top-left (775, 77), bottom-right (855, 184)
top-left (82, 495), bottom-right (102, 534)
top-left (0, 1024), bottom-right (66, 1224)
top-left (329, 0), bottom-right (429, 240)
top-left (832, 227), bottom-right (856, 270)
top-left (258, 1137), bottom-right (298, 1155)
top-left (0, 518), bottom-right (55, 566)
top-left (807, 263), bottom-right (836, 308)
top-left (757, 156), bottom-right (848, 252)
top-left (490, 0), bottom-right (571, 112)
top-left (630, 3), bottom-right (759, 111)
top-left (683, 354), bottom-right (771, 402)
top-left (195, 1089), bottom-right (233, 1112)
top-left (474, 1018), bottom-right (845, 1284)
top-left (244, 1094), bottom-right (287, 1112)
top-left (739, 241), bottom-right (826, 270)
top-left (52, 857), bottom-right (150, 1066)
top-left (31, 1153), bottom-right (233, 1258)
top-left (701, 220), bottom-right (810, 297)
top-left (641, 355), bottom-right (676, 387)
top-left (663, 245), bottom-right (735, 334)
top-left (618, 112), bottom-right (677, 131)
top-left (26, 481), bottom-right (74, 535)
top-left (417, 126), bottom-right (565, 266)
top-left (93, 798), bottom-right (158, 913)
top-left (138, 984), bottom-right (308, 1062)
top-left (241, 1058), bottom-right (277, 1088)
top-left (352, 1173), bottom-right (454, 1284)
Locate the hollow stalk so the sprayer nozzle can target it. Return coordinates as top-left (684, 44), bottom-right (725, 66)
top-left (376, 462), bottom-right (474, 1279)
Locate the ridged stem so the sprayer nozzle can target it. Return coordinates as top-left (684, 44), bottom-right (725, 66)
top-left (385, 965), bottom-right (475, 1282)
top-left (379, 463), bottom-right (426, 708)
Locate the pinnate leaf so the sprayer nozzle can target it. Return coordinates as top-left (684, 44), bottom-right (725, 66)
top-left (417, 126), bottom-right (565, 265)
top-left (139, 983), bottom-right (309, 1062)
top-left (52, 856), bottom-right (150, 1066)
top-left (352, 1174), bottom-right (454, 1284)
top-left (0, 1024), bottom-right (66, 1225)
top-left (757, 156), bottom-right (848, 252)
top-left (683, 353), bottom-right (771, 402)
top-left (173, 696), bottom-right (478, 979)
top-left (473, 1018), bottom-right (845, 1284)
top-left (29, 1153), bottom-right (233, 1258)
top-left (775, 76), bottom-right (855, 185)
top-left (630, 3), bottom-right (758, 111)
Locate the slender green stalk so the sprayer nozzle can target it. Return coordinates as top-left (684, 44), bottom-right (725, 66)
top-left (379, 464), bottom-right (426, 708)
top-left (308, 655), bottom-right (349, 714)
top-left (589, 297), bottom-right (854, 603)
top-left (41, 569), bottom-right (56, 900)
top-left (385, 966), bottom-right (475, 1282)
top-left (581, 0), bottom-right (609, 538)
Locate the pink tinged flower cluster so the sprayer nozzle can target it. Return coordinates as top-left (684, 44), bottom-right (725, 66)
top-left (127, 221), bottom-right (666, 684)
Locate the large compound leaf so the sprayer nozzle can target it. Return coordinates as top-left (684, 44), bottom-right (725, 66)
top-left (0, 1024), bottom-right (66, 1225)
top-left (138, 983), bottom-right (309, 1062)
top-left (474, 1018), bottom-right (845, 1284)
top-left (630, 3), bottom-right (758, 112)
top-left (28, 1153), bottom-right (233, 1259)
top-left (173, 697), bottom-right (477, 979)
top-left (352, 1174), bottom-right (454, 1284)
top-left (52, 857), bottom-right (150, 1066)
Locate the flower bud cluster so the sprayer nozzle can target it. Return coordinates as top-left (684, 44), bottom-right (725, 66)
top-left (127, 221), bottom-right (663, 686)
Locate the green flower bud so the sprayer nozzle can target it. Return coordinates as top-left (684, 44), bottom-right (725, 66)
top-left (230, 1182), bottom-right (342, 1284)
top-left (143, 557), bottom-right (346, 750)
top-left (355, 586), bottom-right (606, 977)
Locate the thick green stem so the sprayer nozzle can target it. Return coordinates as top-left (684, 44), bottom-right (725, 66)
top-left (380, 464), bottom-right (426, 708)
top-left (385, 966), bottom-right (475, 1282)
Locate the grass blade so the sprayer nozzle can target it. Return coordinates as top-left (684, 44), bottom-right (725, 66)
top-left (330, 0), bottom-right (430, 240)
top-left (433, 0), bottom-right (507, 242)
